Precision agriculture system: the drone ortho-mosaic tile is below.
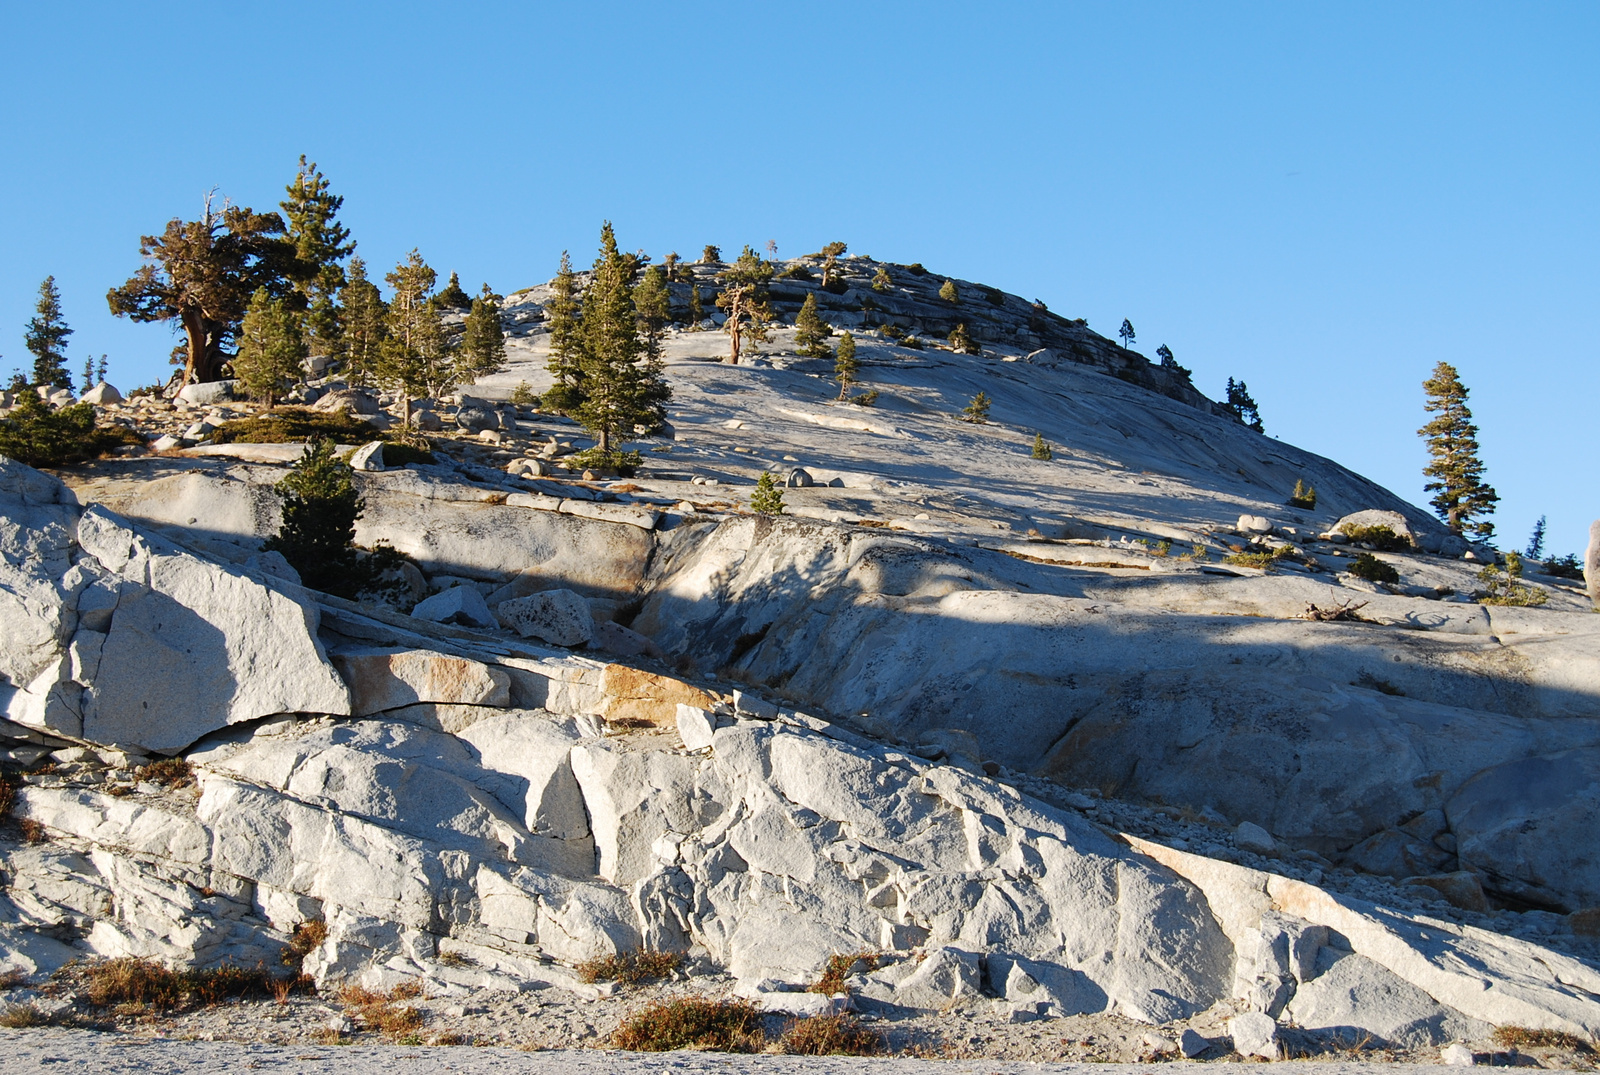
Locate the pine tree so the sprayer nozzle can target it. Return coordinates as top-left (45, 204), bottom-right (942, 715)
top-left (436, 271), bottom-right (472, 311)
top-left (939, 279), bottom-right (959, 303)
top-left (793, 293), bottom-right (832, 358)
top-left (233, 287), bottom-right (307, 404)
top-left (1156, 344), bottom-right (1175, 368)
top-left (633, 264), bottom-right (671, 361)
top-left (376, 250), bottom-right (452, 431)
top-left (1225, 378), bottom-right (1263, 432)
top-left (1119, 319), bottom-right (1135, 349)
top-left (948, 323), bottom-right (977, 354)
top-left (1288, 479), bottom-right (1317, 510)
top-left (714, 246), bottom-right (773, 364)
top-left (1526, 516), bottom-right (1547, 560)
top-left (107, 193), bottom-right (289, 384)
top-left (1031, 433), bottom-right (1053, 460)
top-left (962, 391), bottom-right (990, 423)
top-left (280, 157), bottom-right (355, 355)
top-left (834, 331), bottom-right (858, 400)
top-left (749, 471), bottom-right (785, 516)
top-left (1419, 361), bottom-right (1498, 539)
top-left (819, 241), bottom-right (847, 289)
top-left (575, 223), bottom-right (669, 454)
top-left (701, 245), bottom-right (722, 264)
top-left (871, 265), bottom-right (891, 292)
top-left (81, 356), bottom-right (94, 394)
top-left (543, 251), bottom-right (585, 411)
top-left (25, 276), bottom-right (73, 388)
top-left (96, 354), bottom-right (107, 383)
top-left (262, 438), bottom-right (364, 595)
top-left (337, 257), bottom-right (388, 386)
top-left (461, 284), bottom-right (507, 379)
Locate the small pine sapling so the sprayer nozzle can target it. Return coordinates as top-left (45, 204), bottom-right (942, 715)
top-left (871, 266), bottom-right (891, 292)
top-left (938, 279), bottom-right (959, 303)
top-left (948, 323), bottom-right (978, 354)
top-left (961, 391), bottom-right (990, 424)
top-left (1288, 479), bottom-right (1317, 509)
top-left (792, 293), bottom-right (833, 358)
top-left (749, 471), bottom-right (785, 516)
top-left (1031, 433), bottom-right (1053, 460)
top-left (833, 331), bottom-right (858, 399)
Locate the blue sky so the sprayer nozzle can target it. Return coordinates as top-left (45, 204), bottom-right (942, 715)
top-left (2, 2), bottom-right (1594, 555)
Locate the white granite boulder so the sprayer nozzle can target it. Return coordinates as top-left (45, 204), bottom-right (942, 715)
top-left (496, 589), bottom-right (594, 646)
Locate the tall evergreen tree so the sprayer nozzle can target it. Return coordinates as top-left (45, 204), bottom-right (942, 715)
top-left (715, 245), bottom-right (773, 364)
top-left (107, 194), bottom-right (290, 384)
top-left (834, 331), bottom-right (858, 399)
top-left (233, 287), bottom-right (306, 404)
top-left (461, 284), bottom-right (507, 379)
top-left (544, 251), bottom-right (584, 411)
top-left (1419, 361), bottom-right (1498, 538)
top-left (376, 250), bottom-right (452, 431)
top-left (575, 223), bottom-right (669, 453)
top-left (633, 264), bottom-right (671, 362)
top-left (25, 276), bottom-right (74, 389)
top-left (436, 271), bottom-right (472, 311)
top-left (280, 157), bottom-right (355, 355)
top-left (1526, 515), bottom-right (1548, 560)
top-left (1225, 378), bottom-right (1263, 432)
top-left (792, 293), bottom-right (832, 358)
top-left (337, 257), bottom-right (388, 386)
top-left (1118, 319), bottom-right (1136, 349)
top-left (700, 245), bottom-right (722, 264)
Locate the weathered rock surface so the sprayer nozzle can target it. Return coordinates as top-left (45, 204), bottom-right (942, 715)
top-left (1588, 519), bottom-right (1599, 607)
top-left (496, 589), bottom-right (593, 646)
top-left (410, 584), bottom-right (496, 629)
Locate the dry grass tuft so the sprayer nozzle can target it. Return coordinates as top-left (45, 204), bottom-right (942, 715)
top-left (778, 1014), bottom-right (884, 1055)
top-left (809, 951), bottom-right (879, 995)
top-left (576, 948), bottom-right (682, 986)
top-left (138, 758), bottom-right (195, 789)
top-left (339, 982), bottom-right (426, 1038)
top-left (83, 957), bottom-right (299, 1011)
top-left (1493, 1026), bottom-right (1595, 1052)
top-left (19, 819), bottom-right (47, 844)
top-left (612, 997), bottom-right (764, 1052)
top-left (0, 777), bottom-right (14, 821)
top-left (0, 968), bottom-right (29, 989)
top-left (0, 1003), bottom-right (48, 1028)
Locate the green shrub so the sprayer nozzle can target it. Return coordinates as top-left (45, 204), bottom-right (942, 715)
top-left (509, 381), bottom-right (538, 405)
top-left (850, 389), bottom-right (879, 407)
top-left (0, 393), bottom-right (142, 466)
top-left (1477, 564), bottom-right (1549, 606)
top-left (1154, 539), bottom-right (1172, 557)
top-left (1340, 524), bottom-right (1411, 551)
top-left (938, 279), bottom-right (959, 303)
top-left (906, 262), bottom-right (927, 275)
top-left (1288, 479), bottom-right (1317, 509)
top-left (1541, 553), bottom-right (1585, 580)
top-left (541, 382), bottom-right (584, 415)
top-left (961, 392), bottom-right (990, 424)
top-left (210, 408), bottom-right (378, 445)
top-left (776, 264), bottom-right (814, 280)
top-left (1348, 552), bottom-right (1400, 584)
top-left (900, 335), bottom-right (923, 350)
top-left (569, 447), bottom-right (642, 477)
top-left (576, 949), bottom-right (681, 986)
top-left (612, 998), bottom-right (763, 1052)
top-left (1031, 433), bottom-right (1052, 460)
top-left (871, 266), bottom-right (891, 292)
top-left (380, 441), bottom-right (435, 466)
top-left (779, 1014), bottom-right (883, 1055)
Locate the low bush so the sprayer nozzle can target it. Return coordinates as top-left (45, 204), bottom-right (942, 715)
top-left (138, 758), bottom-right (194, 789)
top-left (84, 957), bottom-right (296, 1010)
top-left (568, 447), bottom-right (642, 477)
top-left (576, 949), bottom-right (681, 986)
top-left (0, 393), bottom-right (144, 466)
top-left (379, 441), bottom-right (435, 466)
top-left (0, 1004), bottom-right (48, 1028)
top-left (1477, 565), bottom-right (1549, 607)
top-left (20, 819), bottom-right (48, 844)
top-left (984, 287), bottom-right (1005, 306)
top-left (1541, 553), bottom-right (1586, 580)
top-left (509, 381), bottom-right (539, 405)
top-left (612, 997), bottom-right (764, 1052)
top-left (1287, 479), bottom-right (1317, 509)
top-left (776, 264), bottom-right (814, 280)
top-left (340, 982), bottom-right (425, 1038)
top-left (1493, 1026), bottom-right (1594, 1052)
top-left (810, 952), bottom-right (878, 995)
top-left (850, 389), bottom-right (879, 407)
top-left (906, 262), bottom-right (928, 275)
top-left (1340, 525), bottom-right (1411, 551)
top-left (779, 1014), bottom-right (884, 1055)
top-left (210, 408), bottom-right (378, 445)
top-left (282, 919), bottom-right (328, 970)
top-left (1347, 552), bottom-right (1399, 584)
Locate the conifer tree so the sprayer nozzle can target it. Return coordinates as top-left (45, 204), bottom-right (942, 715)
top-left (280, 157), bottom-right (355, 355)
top-left (1031, 433), bottom-right (1053, 460)
top-left (1526, 516), bottom-right (1547, 560)
top-left (25, 276), bottom-right (73, 388)
top-left (436, 272), bottom-right (472, 311)
top-left (233, 287), bottom-right (307, 404)
top-left (96, 354), bottom-right (107, 383)
top-left (376, 250), bottom-right (451, 431)
top-left (871, 265), bottom-right (891, 292)
top-left (701, 245), bottom-right (722, 264)
top-left (962, 391), bottom-right (990, 423)
top-left (1225, 378), bottom-right (1263, 432)
top-left (1156, 344), bottom-right (1175, 367)
top-left (749, 471), bottom-right (785, 516)
top-left (81, 356), bottom-right (94, 394)
top-left (337, 258), bottom-right (388, 386)
top-left (1118, 319), bottom-right (1136, 349)
top-left (107, 194), bottom-right (289, 384)
top-left (461, 284), bottom-right (507, 379)
top-left (948, 323), bottom-right (977, 354)
top-left (715, 246), bottom-right (773, 364)
top-left (687, 285), bottom-right (704, 325)
top-left (819, 241), bottom-right (847, 289)
top-left (575, 223), bottom-right (669, 454)
top-left (262, 438), bottom-right (363, 595)
top-left (792, 293), bottom-right (832, 358)
top-left (1288, 479), bottom-right (1317, 510)
top-left (633, 264), bottom-right (671, 362)
top-left (544, 251), bottom-right (584, 411)
top-left (939, 279), bottom-right (959, 303)
top-left (834, 331), bottom-right (858, 400)
top-left (1420, 361), bottom-right (1498, 539)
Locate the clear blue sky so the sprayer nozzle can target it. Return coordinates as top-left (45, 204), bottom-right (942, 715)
top-left (2, 2), bottom-right (1594, 555)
